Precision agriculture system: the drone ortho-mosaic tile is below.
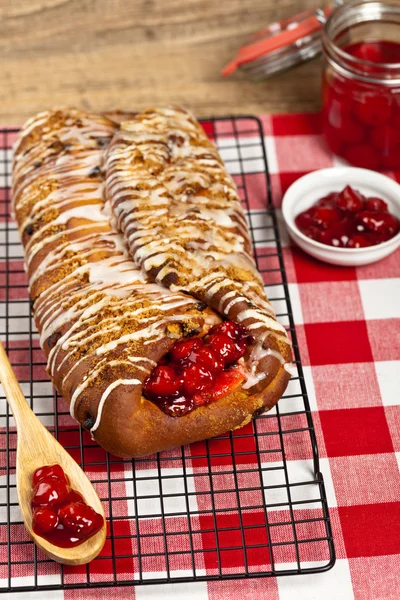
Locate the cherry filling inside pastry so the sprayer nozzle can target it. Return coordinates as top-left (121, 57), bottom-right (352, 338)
top-left (143, 321), bottom-right (254, 416)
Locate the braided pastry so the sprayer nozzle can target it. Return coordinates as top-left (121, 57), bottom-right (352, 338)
top-left (12, 107), bottom-right (292, 458)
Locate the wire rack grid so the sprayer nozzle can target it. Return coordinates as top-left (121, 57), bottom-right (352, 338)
top-left (0, 116), bottom-right (335, 594)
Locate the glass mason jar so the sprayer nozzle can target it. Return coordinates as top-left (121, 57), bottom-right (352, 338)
top-left (322, 0), bottom-right (400, 170)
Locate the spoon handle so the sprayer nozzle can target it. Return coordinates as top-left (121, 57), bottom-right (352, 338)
top-left (0, 341), bottom-right (35, 430)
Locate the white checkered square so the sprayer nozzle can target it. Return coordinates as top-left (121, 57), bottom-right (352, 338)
top-left (136, 579), bottom-right (208, 598)
top-left (0, 149), bottom-right (6, 188)
top-left (264, 136), bottom-right (279, 174)
top-left (261, 457), bottom-right (336, 510)
top-left (287, 283), bottom-right (304, 325)
top-left (375, 361), bottom-right (400, 406)
top-left (0, 224), bottom-right (22, 250)
top-left (265, 283), bottom-right (285, 301)
top-left (277, 559), bottom-right (354, 600)
top-left (286, 458), bottom-right (337, 509)
top-left (302, 366), bottom-right (318, 412)
top-left (269, 294), bottom-right (289, 320)
top-left (276, 209), bottom-right (290, 247)
top-left (280, 375), bottom-right (307, 416)
top-left (217, 135), bottom-right (266, 175)
top-left (0, 576), bottom-right (63, 597)
top-left (261, 463), bottom-right (288, 509)
top-left (359, 278), bottom-right (400, 320)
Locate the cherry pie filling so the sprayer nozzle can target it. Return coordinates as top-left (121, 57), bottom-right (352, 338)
top-left (31, 464), bottom-right (104, 547)
top-left (295, 185), bottom-right (399, 248)
top-left (143, 321), bottom-right (254, 416)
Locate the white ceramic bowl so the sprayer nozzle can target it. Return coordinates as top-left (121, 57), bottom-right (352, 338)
top-left (281, 167), bottom-right (400, 266)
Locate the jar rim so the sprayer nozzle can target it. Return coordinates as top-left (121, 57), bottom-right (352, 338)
top-left (322, 0), bottom-right (400, 82)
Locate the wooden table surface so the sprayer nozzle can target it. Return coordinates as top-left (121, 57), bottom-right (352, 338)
top-left (0, 0), bottom-right (322, 126)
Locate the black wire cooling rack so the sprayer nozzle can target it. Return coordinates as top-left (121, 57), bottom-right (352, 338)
top-left (0, 117), bottom-right (335, 594)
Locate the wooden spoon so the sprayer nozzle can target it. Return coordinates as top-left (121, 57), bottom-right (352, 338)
top-left (0, 341), bottom-right (106, 565)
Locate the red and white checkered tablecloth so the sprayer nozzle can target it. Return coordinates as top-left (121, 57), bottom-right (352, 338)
top-left (1, 112), bottom-right (399, 599)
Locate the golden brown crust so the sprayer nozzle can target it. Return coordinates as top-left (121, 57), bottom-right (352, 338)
top-left (12, 106), bottom-right (293, 458)
top-left (90, 366), bottom-right (291, 458)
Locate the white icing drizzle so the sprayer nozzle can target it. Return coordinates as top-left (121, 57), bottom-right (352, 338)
top-left (242, 371), bottom-right (267, 390)
top-left (242, 345), bottom-right (288, 390)
top-left (284, 362), bottom-right (297, 377)
top-left (90, 379), bottom-right (141, 434)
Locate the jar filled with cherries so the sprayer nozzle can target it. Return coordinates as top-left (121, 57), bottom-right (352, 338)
top-left (322, 0), bottom-right (400, 170)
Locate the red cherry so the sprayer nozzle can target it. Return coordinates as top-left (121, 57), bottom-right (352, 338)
top-left (326, 101), bottom-right (365, 144)
top-left (336, 185), bottom-right (364, 213)
top-left (381, 154), bottom-right (400, 170)
top-left (210, 321), bottom-right (249, 342)
top-left (169, 338), bottom-right (203, 365)
top-left (295, 211), bottom-right (313, 231)
top-left (211, 367), bottom-right (246, 400)
top-left (31, 477), bottom-right (70, 507)
top-left (234, 338), bottom-right (249, 360)
top-left (192, 392), bottom-right (211, 407)
top-left (365, 197), bottom-right (388, 212)
top-left (181, 364), bottom-right (213, 396)
top-left (332, 219), bottom-right (355, 243)
top-left (143, 365), bottom-right (182, 398)
top-left (393, 108), bottom-right (400, 130)
top-left (358, 211), bottom-right (399, 235)
top-left (380, 213), bottom-right (400, 236)
top-left (343, 40), bottom-right (400, 63)
top-left (338, 116), bottom-right (365, 145)
top-left (350, 42), bottom-right (383, 63)
top-left (161, 395), bottom-right (195, 416)
top-left (32, 465), bottom-right (70, 487)
top-left (310, 206), bottom-right (341, 227)
top-left (210, 321), bottom-right (239, 340)
top-left (68, 489), bottom-right (85, 504)
top-left (318, 229), bottom-right (342, 247)
top-left (208, 333), bottom-right (239, 365)
top-left (193, 346), bottom-right (224, 374)
top-left (342, 144), bottom-right (380, 170)
top-left (357, 211), bottom-right (384, 232)
top-left (347, 234), bottom-right (372, 248)
top-left (317, 192), bottom-right (339, 207)
top-left (303, 226), bottom-right (322, 241)
top-left (59, 502), bottom-right (103, 539)
top-left (353, 94), bottom-right (392, 126)
top-left (32, 506), bottom-right (59, 533)
top-left (369, 231), bottom-right (393, 244)
top-left (370, 125), bottom-right (399, 155)
top-left (323, 123), bottom-right (343, 156)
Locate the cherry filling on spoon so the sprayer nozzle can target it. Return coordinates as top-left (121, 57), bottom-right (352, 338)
top-left (143, 321), bottom-right (254, 416)
top-left (31, 464), bottom-right (104, 547)
top-left (295, 185), bottom-right (399, 248)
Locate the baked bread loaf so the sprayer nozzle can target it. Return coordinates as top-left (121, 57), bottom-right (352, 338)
top-left (12, 107), bottom-right (293, 458)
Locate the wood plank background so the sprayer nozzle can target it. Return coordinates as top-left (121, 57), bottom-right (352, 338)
top-left (0, 0), bottom-right (322, 125)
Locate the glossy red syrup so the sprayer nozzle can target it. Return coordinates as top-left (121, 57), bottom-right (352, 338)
top-left (346, 41), bottom-right (400, 64)
top-left (323, 40), bottom-right (400, 170)
top-left (295, 185), bottom-right (399, 248)
top-left (143, 321), bottom-right (253, 416)
top-left (31, 464), bottom-right (104, 547)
